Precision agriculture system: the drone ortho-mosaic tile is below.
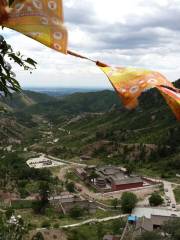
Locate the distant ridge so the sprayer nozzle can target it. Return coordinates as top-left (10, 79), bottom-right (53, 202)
top-left (23, 87), bottom-right (111, 97)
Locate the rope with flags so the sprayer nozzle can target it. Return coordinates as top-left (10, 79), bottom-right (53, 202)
top-left (0, 0), bottom-right (179, 120)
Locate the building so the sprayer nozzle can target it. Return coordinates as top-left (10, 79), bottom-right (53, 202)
top-left (95, 177), bottom-right (106, 188)
top-left (49, 192), bottom-right (96, 214)
top-left (132, 207), bottom-right (180, 235)
top-left (97, 166), bottom-right (143, 191)
top-left (109, 176), bottom-right (143, 191)
top-left (75, 168), bottom-right (88, 180)
top-left (75, 165), bottom-right (145, 192)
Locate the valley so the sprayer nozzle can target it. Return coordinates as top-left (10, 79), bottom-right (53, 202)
top-left (0, 82), bottom-right (180, 239)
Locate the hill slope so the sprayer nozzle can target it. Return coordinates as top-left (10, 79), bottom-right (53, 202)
top-left (0, 80), bottom-right (179, 177)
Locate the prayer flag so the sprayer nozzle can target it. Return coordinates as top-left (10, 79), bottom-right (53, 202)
top-left (0, 0), bottom-right (68, 53)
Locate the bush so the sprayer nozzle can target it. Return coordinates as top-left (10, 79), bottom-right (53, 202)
top-left (69, 206), bottom-right (84, 219)
top-left (53, 223), bottom-right (59, 229)
top-left (149, 192), bottom-right (163, 206)
top-left (111, 198), bottom-right (118, 209)
top-left (120, 192), bottom-right (138, 213)
top-left (66, 182), bottom-right (75, 193)
top-left (41, 220), bottom-right (51, 228)
top-left (32, 232), bottom-right (45, 240)
top-left (135, 231), bottom-right (163, 240)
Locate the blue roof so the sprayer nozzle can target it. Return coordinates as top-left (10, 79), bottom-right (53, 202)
top-left (128, 215), bottom-right (138, 222)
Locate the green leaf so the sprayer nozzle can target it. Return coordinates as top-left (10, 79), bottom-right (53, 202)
top-left (25, 58), bottom-right (37, 67)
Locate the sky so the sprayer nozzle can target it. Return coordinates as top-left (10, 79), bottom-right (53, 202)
top-left (1, 0), bottom-right (180, 88)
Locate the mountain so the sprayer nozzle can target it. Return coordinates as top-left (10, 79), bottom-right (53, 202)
top-left (0, 90), bottom-right (56, 111)
top-left (0, 80), bottom-right (179, 178)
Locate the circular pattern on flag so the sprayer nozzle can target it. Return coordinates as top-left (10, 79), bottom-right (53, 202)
top-left (48, 1), bottom-right (57, 10)
top-left (51, 17), bottom-right (62, 26)
top-left (130, 85), bottom-right (139, 94)
top-left (53, 32), bottom-right (63, 40)
top-left (139, 80), bottom-right (145, 85)
top-left (41, 17), bottom-right (49, 25)
top-left (33, 0), bottom-right (43, 9)
top-left (147, 78), bottom-right (158, 85)
top-left (29, 32), bottom-right (41, 37)
top-left (54, 43), bottom-right (62, 51)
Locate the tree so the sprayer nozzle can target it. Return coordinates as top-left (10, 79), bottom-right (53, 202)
top-left (0, 1), bottom-right (37, 97)
top-left (0, 35), bottom-right (37, 97)
top-left (89, 171), bottom-right (98, 184)
top-left (125, 162), bottom-right (135, 175)
top-left (66, 181), bottom-right (75, 193)
top-left (5, 207), bottom-right (14, 219)
top-left (69, 206), bottom-right (84, 219)
top-left (135, 231), bottom-right (163, 240)
top-left (112, 219), bottom-right (125, 235)
top-left (149, 192), bottom-right (163, 206)
top-left (97, 223), bottom-right (104, 240)
top-left (32, 232), bottom-right (45, 240)
top-left (0, 213), bottom-right (28, 240)
top-left (163, 218), bottom-right (180, 240)
top-left (32, 182), bottom-right (50, 214)
top-left (120, 192), bottom-right (138, 213)
top-left (111, 198), bottom-right (118, 209)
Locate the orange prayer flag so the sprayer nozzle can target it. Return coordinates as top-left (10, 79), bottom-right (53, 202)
top-left (0, 0), bottom-right (68, 53)
top-left (157, 85), bottom-right (180, 121)
top-left (99, 66), bottom-right (174, 109)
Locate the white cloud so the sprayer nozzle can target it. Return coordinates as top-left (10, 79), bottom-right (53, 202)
top-left (1, 0), bottom-right (180, 88)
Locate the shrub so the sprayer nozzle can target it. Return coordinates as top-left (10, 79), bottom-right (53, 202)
top-left (149, 192), bottom-right (163, 206)
top-left (120, 192), bottom-right (138, 213)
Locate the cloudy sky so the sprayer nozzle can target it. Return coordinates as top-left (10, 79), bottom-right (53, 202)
top-left (1, 0), bottom-right (180, 88)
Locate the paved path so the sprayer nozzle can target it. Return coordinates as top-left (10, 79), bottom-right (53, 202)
top-left (60, 214), bottom-right (127, 228)
top-left (36, 214), bottom-right (127, 231)
top-left (164, 181), bottom-right (176, 209)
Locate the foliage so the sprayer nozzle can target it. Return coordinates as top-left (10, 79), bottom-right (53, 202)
top-left (111, 198), bottom-right (118, 209)
top-left (32, 232), bottom-right (45, 240)
top-left (174, 186), bottom-right (180, 203)
top-left (67, 218), bottom-right (126, 240)
top-left (149, 192), bottom-right (163, 206)
top-left (66, 182), bottom-right (75, 193)
top-left (0, 213), bottom-right (28, 240)
top-left (69, 206), bottom-right (84, 219)
top-left (163, 218), bottom-right (180, 240)
top-left (125, 162), bottom-right (136, 175)
top-left (0, 35), bottom-right (37, 96)
top-left (0, 152), bottom-right (57, 210)
top-left (120, 192), bottom-right (138, 213)
top-left (41, 220), bottom-right (51, 228)
top-left (11, 200), bottom-right (36, 209)
top-left (89, 171), bottom-right (98, 180)
top-left (135, 231), bottom-right (163, 240)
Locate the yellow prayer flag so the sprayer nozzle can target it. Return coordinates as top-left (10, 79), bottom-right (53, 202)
top-left (100, 66), bottom-right (174, 109)
top-left (157, 86), bottom-right (180, 121)
top-left (0, 0), bottom-right (68, 53)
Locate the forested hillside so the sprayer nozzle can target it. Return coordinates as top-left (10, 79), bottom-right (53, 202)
top-left (0, 80), bottom-right (179, 178)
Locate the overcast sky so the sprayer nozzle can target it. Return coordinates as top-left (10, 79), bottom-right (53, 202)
top-left (1, 0), bottom-right (180, 88)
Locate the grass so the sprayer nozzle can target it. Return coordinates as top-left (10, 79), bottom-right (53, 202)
top-left (65, 217), bottom-right (127, 240)
top-left (11, 200), bottom-right (36, 209)
top-left (174, 186), bottom-right (180, 203)
top-left (15, 208), bottom-right (120, 229)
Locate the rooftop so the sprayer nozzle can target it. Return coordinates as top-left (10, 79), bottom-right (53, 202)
top-left (98, 166), bottom-right (122, 176)
top-left (133, 207), bottom-right (180, 219)
top-left (110, 176), bottom-right (143, 185)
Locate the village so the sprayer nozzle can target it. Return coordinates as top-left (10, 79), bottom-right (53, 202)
top-left (0, 152), bottom-right (179, 239)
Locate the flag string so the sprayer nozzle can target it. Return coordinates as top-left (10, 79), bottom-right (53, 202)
top-left (67, 50), bottom-right (109, 67)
